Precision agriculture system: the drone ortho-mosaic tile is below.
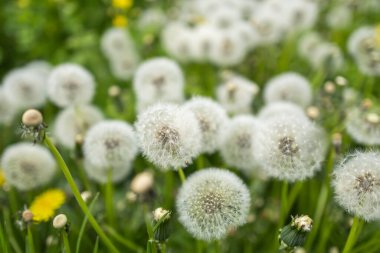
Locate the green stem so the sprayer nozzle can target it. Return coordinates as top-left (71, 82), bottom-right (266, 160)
top-left (196, 240), bottom-right (203, 253)
top-left (104, 225), bottom-right (143, 253)
top-left (76, 159), bottom-right (92, 191)
top-left (63, 232), bottom-right (71, 253)
top-left (177, 168), bottom-right (186, 184)
top-left (26, 225), bottom-right (35, 253)
top-left (214, 240), bottom-right (221, 253)
top-left (342, 217), bottom-right (364, 253)
top-left (43, 135), bottom-right (119, 253)
top-left (105, 169), bottom-right (115, 227)
top-left (279, 181), bottom-right (289, 228)
top-left (144, 205), bottom-right (157, 253)
top-left (160, 243), bottom-right (167, 253)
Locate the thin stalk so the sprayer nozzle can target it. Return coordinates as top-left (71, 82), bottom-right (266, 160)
top-left (279, 181), bottom-right (289, 227)
top-left (104, 225), bottom-right (143, 253)
top-left (214, 240), bottom-right (221, 253)
top-left (26, 225), bottom-right (35, 253)
top-left (177, 168), bottom-right (186, 184)
top-left (144, 205), bottom-right (157, 253)
top-left (196, 240), bottom-right (203, 253)
top-left (63, 232), bottom-right (71, 253)
top-left (104, 169), bottom-right (115, 227)
top-left (342, 217), bottom-right (364, 253)
top-left (3, 208), bottom-right (23, 253)
top-left (160, 243), bottom-right (167, 253)
top-left (43, 135), bottom-right (119, 253)
top-left (76, 159), bottom-right (92, 191)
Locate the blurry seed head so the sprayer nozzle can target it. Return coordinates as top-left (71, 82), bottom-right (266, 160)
top-left (183, 97), bottom-right (228, 153)
top-left (47, 63), bottom-right (95, 107)
top-left (264, 72), bottom-right (312, 108)
top-left (298, 32), bottom-right (322, 59)
top-left (219, 115), bottom-right (261, 173)
top-left (254, 115), bottom-right (327, 182)
top-left (83, 120), bottom-right (138, 168)
top-left (53, 105), bottom-right (104, 149)
top-left (52, 214), bottom-right (67, 229)
top-left (346, 107), bottom-right (380, 145)
top-left (84, 159), bottom-right (132, 184)
top-left (0, 87), bottom-right (17, 125)
top-left (310, 42), bottom-right (344, 72)
top-left (130, 171), bottom-right (154, 194)
top-left (332, 151), bottom-right (380, 221)
top-left (176, 168), bottom-right (250, 241)
top-left (101, 28), bottom-right (137, 60)
top-left (135, 103), bottom-right (201, 170)
top-left (109, 52), bottom-right (140, 81)
top-left (2, 68), bottom-right (47, 109)
top-left (216, 74), bottom-right (259, 115)
top-left (258, 101), bottom-right (307, 121)
top-left (326, 5), bottom-right (352, 29)
top-left (162, 23), bottom-right (193, 62)
top-left (1, 143), bottom-right (56, 191)
top-left (133, 58), bottom-right (184, 112)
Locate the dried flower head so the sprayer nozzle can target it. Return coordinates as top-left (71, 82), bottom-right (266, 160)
top-left (135, 103), bottom-right (201, 170)
top-left (53, 105), bottom-right (104, 149)
top-left (47, 63), bottom-right (95, 107)
top-left (22, 109), bottom-right (43, 127)
top-left (332, 151), bottom-right (380, 221)
top-left (176, 168), bottom-right (250, 241)
top-left (1, 143), bottom-right (56, 191)
top-left (254, 115), bottom-right (327, 182)
top-left (183, 97), bottom-right (228, 153)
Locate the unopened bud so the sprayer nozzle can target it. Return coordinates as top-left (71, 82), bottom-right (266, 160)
top-left (53, 214), bottom-right (68, 229)
top-left (130, 171), bottom-right (154, 194)
top-left (22, 210), bottom-right (34, 222)
top-left (22, 109), bottom-right (43, 127)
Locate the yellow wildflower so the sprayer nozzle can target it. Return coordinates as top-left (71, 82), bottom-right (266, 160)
top-left (113, 15), bottom-right (128, 27)
top-left (30, 189), bottom-right (66, 222)
top-left (0, 170), bottom-right (5, 187)
top-left (112, 0), bottom-right (133, 9)
top-left (376, 24), bottom-right (380, 47)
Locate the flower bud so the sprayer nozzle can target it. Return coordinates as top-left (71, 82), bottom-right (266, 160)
top-left (22, 109), bottom-right (43, 127)
top-left (279, 215), bottom-right (313, 250)
top-left (22, 210), bottom-right (34, 223)
top-left (152, 207), bottom-right (171, 243)
top-left (53, 214), bottom-right (68, 229)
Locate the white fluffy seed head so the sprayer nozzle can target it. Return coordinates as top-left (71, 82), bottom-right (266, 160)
top-left (83, 120), bottom-right (138, 169)
top-left (135, 103), bottom-right (201, 170)
top-left (100, 28), bottom-right (137, 60)
top-left (84, 159), bottom-right (132, 184)
top-left (258, 101), bottom-right (307, 121)
top-left (332, 151), bottom-right (380, 221)
top-left (219, 115), bottom-right (261, 174)
top-left (254, 115), bottom-right (327, 182)
top-left (47, 63), bottom-right (95, 107)
top-left (216, 74), bottom-right (259, 115)
top-left (176, 168), bottom-right (250, 241)
top-left (264, 72), bottom-right (312, 108)
top-left (310, 42), bottom-right (344, 72)
top-left (183, 97), bottom-right (228, 154)
top-left (2, 68), bottom-right (47, 109)
top-left (53, 105), bottom-right (104, 149)
top-left (1, 143), bottom-right (56, 191)
top-left (133, 58), bottom-right (184, 112)
top-left (0, 87), bottom-right (17, 125)
top-left (346, 107), bottom-right (380, 145)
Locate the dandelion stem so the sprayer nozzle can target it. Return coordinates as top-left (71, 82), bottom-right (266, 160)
top-left (104, 169), bottom-right (115, 227)
top-left (104, 225), bottom-right (143, 253)
top-left (342, 216), bottom-right (364, 253)
top-left (26, 225), bottom-right (35, 253)
top-left (43, 135), bottom-right (119, 253)
top-left (177, 168), bottom-right (186, 184)
top-left (63, 232), bottom-right (71, 253)
top-left (279, 181), bottom-right (289, 227)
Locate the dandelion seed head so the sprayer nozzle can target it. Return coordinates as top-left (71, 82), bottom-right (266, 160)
top-left (83, 120), bottom-right (138, 168)
top-left (47, 63), bottom-right (95, 107)
top-left (332, 151), bottom-right (380, 221)
top-left (255, 115), bottom-right (327, 182)
top-left (346, 107), bottom-right (380, 145)
top-left (53, 105), bottom-right (104, 149)
top-left (258, 101), bottom-right (307, 120)
top-left (1, 143), bottom-right (56, 191)
top-left (135, 103), bottom-right (201, 170)
top-left (264, 72), bottom-right (312, 108)
top-left (0, 87), bottom-right (17, 125)
top-left (176, 168), bottom-right (250, 241)
top-left (84, 160), bottom-right (132, 183)
top-left (219, 115), bottom-right (261, 173)
top-left (133, 58), bottom-right (184, 112)
top-left (183, 97), bottom-right (228, 153)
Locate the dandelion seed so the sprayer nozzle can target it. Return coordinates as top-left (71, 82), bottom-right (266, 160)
top-left (176, 168), bottom-right (250, 241)
top-left (183, 97), bottom-right (228, 153)
top-left (135, 103), bottom-right (201, 170)
top-left (1, 143), bottom-right (56, 191)
top-left (332, 151), bottom-right (380, 221)
top-left (47, 63), bottom-right (95, 107)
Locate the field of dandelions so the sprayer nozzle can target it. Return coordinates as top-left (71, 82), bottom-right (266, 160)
top-left (1, 0), bottom-right (380, 252)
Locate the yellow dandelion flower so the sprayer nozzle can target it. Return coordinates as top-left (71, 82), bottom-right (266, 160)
top-left (0, 170), bottom-right (5, 187)
top-left (30, 189), bottom-right (66, 222)
top-left (112, 0), bottom-right (133, 9)
top-left (376, 24), bottom-right (380, 47)
top-left (113, 15), bottom-right (128, 27)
